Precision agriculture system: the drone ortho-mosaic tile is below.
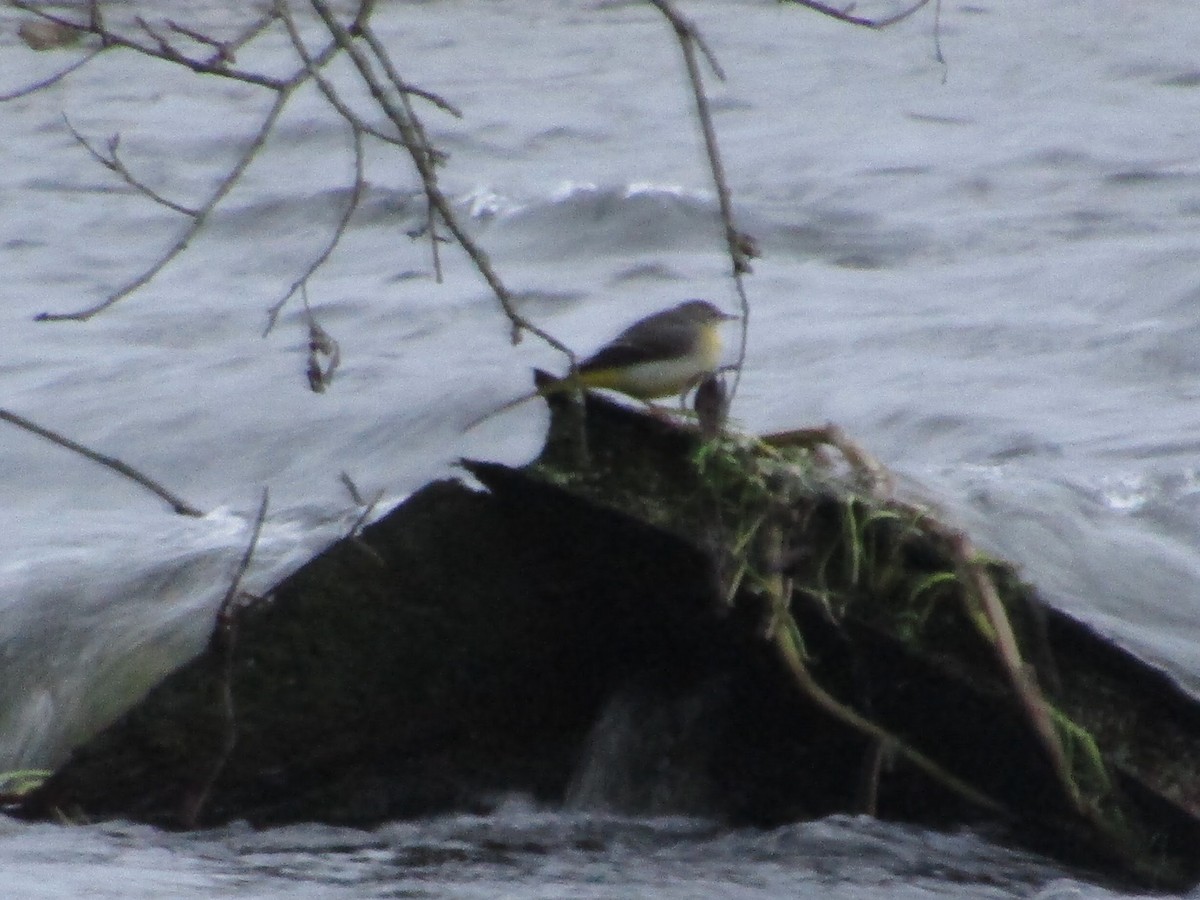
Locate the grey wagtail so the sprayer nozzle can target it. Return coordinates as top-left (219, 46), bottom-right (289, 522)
top-left (467, 299), bottom-right (737, 428)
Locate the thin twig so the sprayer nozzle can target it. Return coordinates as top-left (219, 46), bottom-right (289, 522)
top-left (350, 0), bottom-right (377, 36)
top-left (264, 122), bottom-right (366, 335)
top-left (356, 20), bottom-right (449, 279)
top-left (0, 48), bottom-right (104, 103)
top-left (274, 1), bottom-right (442, 156)
top-left (166, 18), bottom-right (236, 63)
top-left (181, 488), bottom-right (269, 829)
top-left (203, 10), bottom-right (280, 68)
top-left (357, 20), bottom-right (451, 281)
top-left (780, 0), bottom-right (933, 28)
top-left (933, 0), bottom-right (946, 69)
top-left (647, 0), bottom-right (754, 422)
top-left (62, 115), bottom-right (199, 217)
top-left (0, 408), bottom-right (204, 516)
top-left (355, 22), bottom-right (463, 119)
top-left (86, 0), bottom-right (103, 41)
top-left (36, 84), bottom-right (300, 322)
top-left (646, 0), bottom-right (726, 80)
top-left (134, 16), bottom-right (175, 57)
top-left (8, 2), bottom-right (287, 90)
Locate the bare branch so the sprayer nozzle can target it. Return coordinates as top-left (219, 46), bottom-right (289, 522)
top-left (202, 10), bottom-right (280, 68)
top-left (181, 488), bottom-right (269, 829)
top-left (357, 20), bottom-right (452, 279)
top-left (166, 19), bottom-right (229, 56)
top-left (0, 408), bottom-right (204, 517)
top-left (305, 0), bottom-right (574, 360)
top-left (36, 86), bottom-right (298, 322)
top-left (645, 0), bottom-right (725, 80)
top-left (163, 16), bottom-right (265, 66)
top-left (357, 17), bottom-right (460, 279)
top-left (86, 0), bottom-right (103, 40)
top-left (274, 1), bottom-right (443, 156)
top-left (349, 0), bottom-right (377, 36)
top-left (62, 115), bottom-right (199, 216)
top-left (779, 0), bottom-right (934, 28)
top-left (134, 15), bottom-right (176, 57)
top-left (356, 23), bottom-right (463, 119)
top-left (425, 198), bottom-right (444, 282)
top-left (264, 122), bottom-right (366, 335)
top-left (0, 48), bottom-right (104, 102)
top-left (8, 2), bottom-right (288, 90)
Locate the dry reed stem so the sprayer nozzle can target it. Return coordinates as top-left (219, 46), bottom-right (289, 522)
top-left (181, 488), bottom-right (270, 828)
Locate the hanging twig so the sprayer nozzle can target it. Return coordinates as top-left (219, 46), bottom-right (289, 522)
top-left (180, 488), bottom-right (269, 829)
top-left (0, 408), bottom-right (204, 517)
top-left (264, 121), bottom-right (367, 335)
top-left (646, 0), bottom-right (756, 422)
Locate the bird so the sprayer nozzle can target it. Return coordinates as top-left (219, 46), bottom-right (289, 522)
top-left (466, 299), bottom-right (737, 429)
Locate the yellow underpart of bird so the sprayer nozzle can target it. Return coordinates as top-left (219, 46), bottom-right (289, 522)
top-left (562, 299), bottom-right (731, 400)
top-left (466, 299), bottom-right (735, 430)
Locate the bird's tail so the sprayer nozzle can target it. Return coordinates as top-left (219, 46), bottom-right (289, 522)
top-left (463, 370), bottom-right (571, 431)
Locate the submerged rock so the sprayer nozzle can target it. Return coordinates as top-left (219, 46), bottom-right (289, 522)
top-left (15, 390), bottom-right (1200, 891)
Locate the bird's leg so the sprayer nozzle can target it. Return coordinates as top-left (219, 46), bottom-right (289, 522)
top-left (677, 373), bottom-right (706, 409)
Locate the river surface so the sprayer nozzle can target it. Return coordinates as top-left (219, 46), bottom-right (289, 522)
top-left (3, 0), bottom-right (1200, 896)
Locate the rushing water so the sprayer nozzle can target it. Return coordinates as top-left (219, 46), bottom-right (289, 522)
top-left (2, 801), bottom-right (1128, 900)
top-left (3, 0), bottom-right (1200, 895)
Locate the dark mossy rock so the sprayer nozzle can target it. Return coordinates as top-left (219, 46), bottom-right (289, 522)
top-left (17, 390), bottom-right (1200, 891)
